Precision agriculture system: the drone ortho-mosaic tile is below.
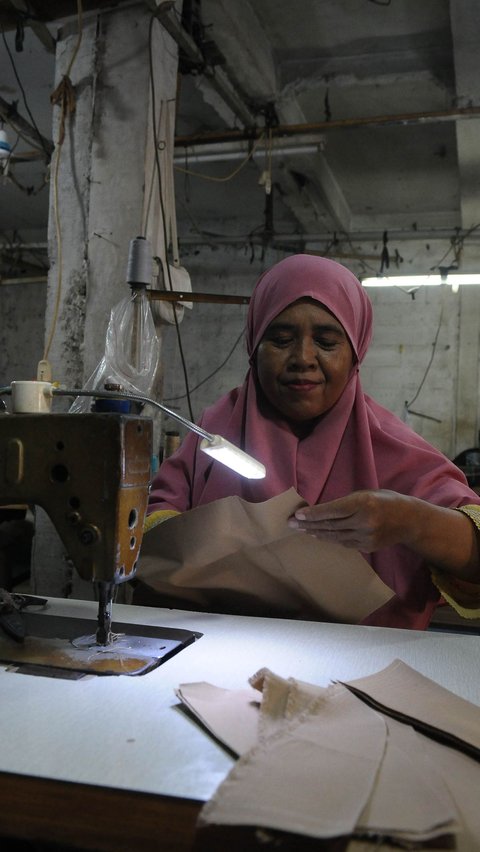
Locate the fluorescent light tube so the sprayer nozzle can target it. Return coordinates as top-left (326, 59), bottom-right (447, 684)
top-left (200, 435), bottom-right (266, 479)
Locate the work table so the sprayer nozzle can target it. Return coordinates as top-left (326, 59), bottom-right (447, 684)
top-left (0, 598), bottom-right (479, 851)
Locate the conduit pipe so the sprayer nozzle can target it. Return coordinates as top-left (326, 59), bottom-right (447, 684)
top-left (175, 105), bottom-right (480, 149)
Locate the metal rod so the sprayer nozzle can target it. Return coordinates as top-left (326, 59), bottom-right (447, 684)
top-left (51, 388), bottom-right (214, 442)
top-left (147, 290), bottom-right (249, 305)
top-left (175, 106), bottom-right (480, 148)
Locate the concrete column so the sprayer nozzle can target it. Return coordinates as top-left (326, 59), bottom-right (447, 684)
top-left (32, 4), bottom-right (179, 597)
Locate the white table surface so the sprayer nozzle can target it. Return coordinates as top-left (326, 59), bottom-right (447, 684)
top-left (1, 597), bottom-right (479, 804)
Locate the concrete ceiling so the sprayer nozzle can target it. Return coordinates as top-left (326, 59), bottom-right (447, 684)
top-left (1, 0), bottom-right (480, 270)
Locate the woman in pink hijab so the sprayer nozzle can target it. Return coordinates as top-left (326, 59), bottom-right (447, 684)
top-left (148, 254), bottom-right (480, 628)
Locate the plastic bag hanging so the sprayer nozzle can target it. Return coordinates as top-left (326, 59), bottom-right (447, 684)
top-left (69, 237), bottom-right (160, 413)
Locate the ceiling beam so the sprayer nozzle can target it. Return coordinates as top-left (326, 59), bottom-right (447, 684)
top-left (7, 0), bottom-right (56, 53)
top-left (201, 0), bottom-right (277, 101)
top-left (277, 31), bottom-right (454, 95)
top-left (275, 97), bottom-right (351, 233)
top-left (151, 0), bottom-right (257, 127)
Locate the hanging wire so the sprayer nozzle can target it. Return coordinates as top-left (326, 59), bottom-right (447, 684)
top-left (43, 0), bottom-right (83, 364)
top-left (406, 301), bottom-right (445, 410)
top-left (164, 324), bottom-right (246, 401)
top-left (430, 223), bottom-right (480, 274)
top-left (148, 14), bottom-right (195, 421)
top-left (174, 133), bottom-right (266, 182)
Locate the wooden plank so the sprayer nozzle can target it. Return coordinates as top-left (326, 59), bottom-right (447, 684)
top-left (0, 770), bottom-right (202, 851)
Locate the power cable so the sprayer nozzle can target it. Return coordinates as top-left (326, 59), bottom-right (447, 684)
top-left (164, 325), bottom-right (246, 401)
top-left (148, 14), bottom-right (194, 421)
top-left (174, 134), bottom-right (265, 183)
top-left (43, 0), bottom-right (83, 364)
top-left (406, 301), bottom-right (445, 410)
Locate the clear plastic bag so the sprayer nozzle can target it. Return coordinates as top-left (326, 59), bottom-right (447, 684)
top-left (69, 290), bottom-right (160, 413)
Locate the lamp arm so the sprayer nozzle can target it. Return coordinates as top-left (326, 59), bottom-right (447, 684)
top-left (51, 388), bottom-right (215, 443)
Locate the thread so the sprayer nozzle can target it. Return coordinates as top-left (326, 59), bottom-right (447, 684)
top-left (126, 236), bottom-right (153, 287)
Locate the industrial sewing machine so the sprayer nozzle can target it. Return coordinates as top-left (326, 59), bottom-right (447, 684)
top-left (0, 411), bottom-right (151, 640)
top-left (0, 376), bottom-right (263, 675)
top-left (0, 408), bottom-right (199, 675)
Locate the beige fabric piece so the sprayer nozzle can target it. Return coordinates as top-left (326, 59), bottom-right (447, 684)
top-left (419, 736), bottom-right (480, 851)
top-left (249, 667), bottom-right (329, 741)
top-left (357, 717), bottom-right (459, 842)
top-left (176, 662), bottom-right (479, 846)
top-left (343, 658), bottom-right (480, 759)
top-left (174, 682), bottom-right (260, 756)
top-left (199, 685), bottom-right (387, 839)
top-left (139, 489), bottom-right (394, 622)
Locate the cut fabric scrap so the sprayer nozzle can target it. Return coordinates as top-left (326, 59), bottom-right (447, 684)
top-left (356, 717), bottom-right (459, 843)
top-left (249, 667), bottom-right (328, 742)
top-left (177, 661), bottom-right (480, 848)
top-left (174, 682), bottom-right (260, 756)
top-left (342, 658), bottom-right (480, 761)
top-left (199, 685), bottom-right (387, 840)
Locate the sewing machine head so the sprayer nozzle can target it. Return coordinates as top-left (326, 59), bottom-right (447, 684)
top-left (0, 412), bottom-right (152, 640)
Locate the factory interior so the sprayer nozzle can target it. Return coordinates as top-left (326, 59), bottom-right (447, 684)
top-left (0, 1), bottom-right (480, 850)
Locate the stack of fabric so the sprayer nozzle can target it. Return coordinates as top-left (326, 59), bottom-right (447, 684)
top-left (176, 660), bottom-right (480, 849)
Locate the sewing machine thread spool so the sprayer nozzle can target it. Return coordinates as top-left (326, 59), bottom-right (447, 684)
top-left (127, 236), bottom-right (152, 287)
top-left (93, 382), bottom-right (130, 413)
top-left (164, 430), bottom-right (180, 458)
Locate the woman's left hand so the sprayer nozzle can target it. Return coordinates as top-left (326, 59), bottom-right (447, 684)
top-left (288, 489), bottom-right (413, 552)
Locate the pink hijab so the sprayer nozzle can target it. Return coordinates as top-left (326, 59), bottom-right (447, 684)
top-left (150, 254), bottom-right (478, 628)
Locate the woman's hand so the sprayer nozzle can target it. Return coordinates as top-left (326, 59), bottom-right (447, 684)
top-left (288, 489), bottom-right (480, 582)
top-left (288, 489), bottom-right (412, 552)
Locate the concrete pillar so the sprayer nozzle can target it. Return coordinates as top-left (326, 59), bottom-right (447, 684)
top-left (31, 3), bottom-right (179, 597)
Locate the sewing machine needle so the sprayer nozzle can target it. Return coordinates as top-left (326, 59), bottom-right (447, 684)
top-left (96, 581), bottom-right (115, 645)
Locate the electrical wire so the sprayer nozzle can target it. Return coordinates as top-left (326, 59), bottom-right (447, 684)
top-left (174, 134), bottom-right (266, 182)
top-left (430, 223), bottom-right (480, 274)
top-left (406, 301), bottom-right (445, 410)
top-left (164, 324), bottom-right (246, 401)
top-left (4, 167), bottom-right (48, 196)
top-left (43, 0), bottom-right (83, 363)
top-left (148, 14), bottom-right (194, 421)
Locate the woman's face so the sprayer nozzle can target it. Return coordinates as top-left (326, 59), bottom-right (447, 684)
top-left (256, 298), bottom-right (354, 425)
